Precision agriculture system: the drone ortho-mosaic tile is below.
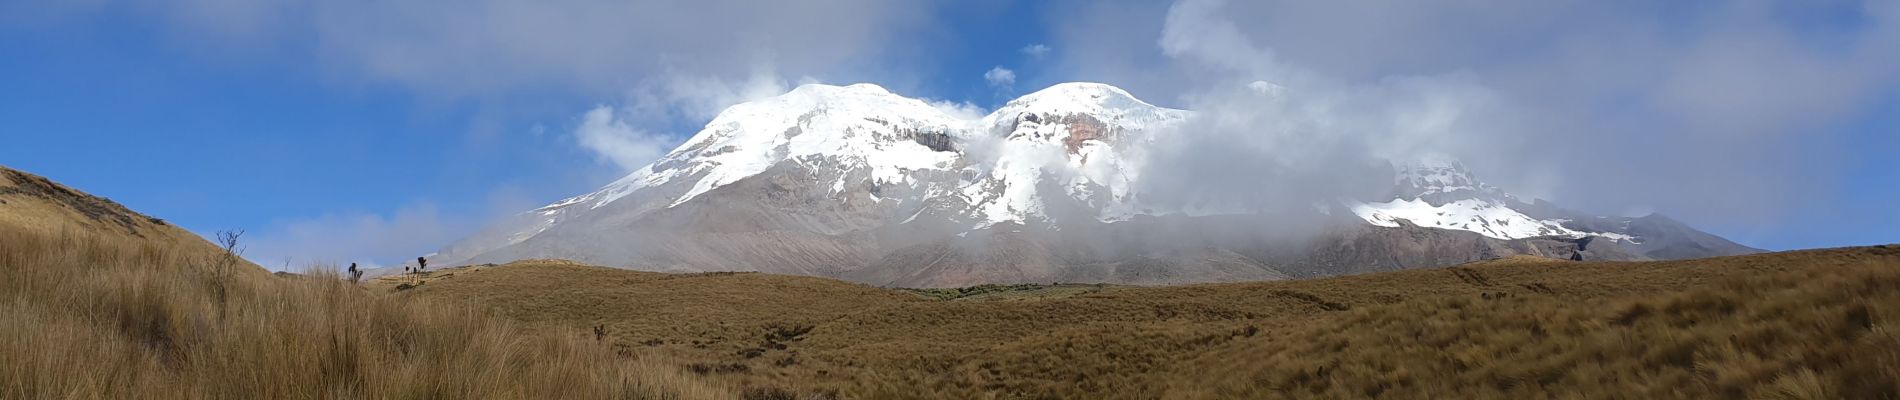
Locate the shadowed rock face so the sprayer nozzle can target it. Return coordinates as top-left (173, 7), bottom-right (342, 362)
top-left (428, 83), bottom-right (1758, 287)
top-left (1056, 114), bottom-right (1112, 154)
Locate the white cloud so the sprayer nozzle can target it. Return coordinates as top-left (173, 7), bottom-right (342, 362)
top-left (243, 204), bottom-right (465, 271)
top-left (10, 0), bottom-right (954, 209)
top-left (621, 66), bottom-right (794, 125)
top-left (984, 66), bottom-right (1017, 88)
top-left (240, 187), bottom-right (542, 271)
top-left (1020, 43), bottom-right (1051, 57)
top-left (574, 106), bottom-right (672, 172)
top-left (927, 99), bottom-right (988, 120)
top-left (1049, 0), bottom-right (1900, 228)
top-left (1107, 0), bottom-right (1506, 213)
top-left (10, 1), bottom-right (949, 108)
top-left (573, 66), bottom-right (803, 173)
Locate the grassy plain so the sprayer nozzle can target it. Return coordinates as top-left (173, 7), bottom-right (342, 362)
top-left (386, 249), bottom-right (1900, 399)
top-left (9, 164), bottom-right (1895, 399)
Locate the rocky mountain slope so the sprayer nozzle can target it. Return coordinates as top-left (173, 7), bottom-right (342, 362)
top-left (431, 83), bottom-right (1758, 287)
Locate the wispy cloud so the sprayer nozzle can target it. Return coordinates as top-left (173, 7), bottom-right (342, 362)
top-left (573, 106), bottom-right (671, 172)
top-left (1049, 0), bottom-right (1900, 228)
top-left (573, 67), bottom-right (800, 172)
top-left (1020, 43), bottom-right (1051, 58)
top-left (11, 0), bottom-right (948, 172)
top-left (8, 1), bottom-right (960, 266)
top-left (22, 0), bottom-right (942, 98)
top-left (984, 66), bottom-right (1017, 89)
top-left (927, 99), bottom-right (988, 121)
top-left (240, 187), bottom-right (542, 270)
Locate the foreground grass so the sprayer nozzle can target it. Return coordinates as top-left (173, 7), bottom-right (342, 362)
top-left (394, 248), bottom-right (1900, 399)
top-left (0, 228), bottom-right (730, 399)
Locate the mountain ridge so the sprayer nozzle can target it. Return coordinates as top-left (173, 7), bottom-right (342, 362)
top-left (430, 82), bottom-right (1759, 286)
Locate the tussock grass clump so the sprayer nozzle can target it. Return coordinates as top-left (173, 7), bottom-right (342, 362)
top-left (0, 228), bottom-right (729, 399)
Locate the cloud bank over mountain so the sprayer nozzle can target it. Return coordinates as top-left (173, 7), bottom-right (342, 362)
top-left (10, 0), bottom-right (1896, 267)
top-left (1044, 0), bottom-right (1900, 231)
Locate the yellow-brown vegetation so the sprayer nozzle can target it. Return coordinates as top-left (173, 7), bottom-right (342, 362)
top-left (390, 248), bottom-right (1900, 399)
top-left (8, 164), bottom-right (1897, 399)
top-left (0, 164), bottom-right (731, 399)
top-left (0, 226), bottom-right (732, 399)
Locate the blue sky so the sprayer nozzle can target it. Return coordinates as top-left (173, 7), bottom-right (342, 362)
top-left (2, 1), bottom-right (1896, 268)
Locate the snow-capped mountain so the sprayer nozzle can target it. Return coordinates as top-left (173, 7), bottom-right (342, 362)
top-left (1352, 157), bottom-right (1627, 241)
top-left (432, 82), bottom-right (1757, 287)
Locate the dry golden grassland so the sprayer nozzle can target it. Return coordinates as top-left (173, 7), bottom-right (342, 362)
top-left (7, 164), bottom-right (1897, 399)
top-left (389, 249), bottom-right (1900, 399)
top-left (0, 226), bottom-right (733, 400)
top-left (0, 165), bottom-right (731, 399)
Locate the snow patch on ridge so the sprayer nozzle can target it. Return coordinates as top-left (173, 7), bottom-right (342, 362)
top-left (1351, 198), bottom-right (1578, 240)
top-left (1351, 157), bottom-right (1642, 242)
top-left (510, 82), bottom-right (1643, 248)
top-left (611, 83), bottom-right (967, 208)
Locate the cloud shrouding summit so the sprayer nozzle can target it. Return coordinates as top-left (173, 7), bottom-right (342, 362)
top-left (12, 0), bottom-right (1897, 265)
top-left (575, 106), bottom-right (671, 172)
top-left (1047, 0), bottom-right (1900, 232)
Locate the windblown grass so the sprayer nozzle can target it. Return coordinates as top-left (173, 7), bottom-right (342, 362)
top-left (0, 227), bottom-right (730, 399)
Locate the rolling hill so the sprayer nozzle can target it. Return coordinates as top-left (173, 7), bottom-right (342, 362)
top-left (0, 166), bottom-right (240, 262)
top-left (0, 165), bottom-right (728, 399)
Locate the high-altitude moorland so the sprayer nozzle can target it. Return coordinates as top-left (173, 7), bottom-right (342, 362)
top-left (0, 166), bottom-right (729, 399)
top-left (383, 247), bottom-right (1900, 399)
top-left (5, 163), bottom-right (1896, 399)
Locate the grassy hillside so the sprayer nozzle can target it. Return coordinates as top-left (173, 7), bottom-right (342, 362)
top-left (8, 163), bottom-right (1895, 398)
top-left (0, 167), bottom-right (234, 260)
top-left (388, 249), bottom-right (1900, 399)
top-left (0, 166), bottom-right (730, 399)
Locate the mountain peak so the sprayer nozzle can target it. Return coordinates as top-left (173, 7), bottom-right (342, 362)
top-left (1395, 154), bottom-right (1464, 171)
top-left (708, 82), bottom-right (951, 129)
top-left (788, 82), bottom-right (895, 96)
top-left (766, 83), bottom-right (916, 110)
top-left (1027, 82), bottom-right (1135, 98)
top-left (1005, 82), bottom-right (1162, 114)
top-left (1392, 155), bottom-right (1498, 199)
top-left (437, 80), bottom-right (1760, 285)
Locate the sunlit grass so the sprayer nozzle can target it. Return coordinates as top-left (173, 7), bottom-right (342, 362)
top-left (396, 247), bottom-right (1900, 399)
top-left (0, 228), bottom-right (731, 399)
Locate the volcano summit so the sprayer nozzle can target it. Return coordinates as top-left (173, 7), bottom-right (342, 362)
top-left (431, 83), bottom-right (1757, 287)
